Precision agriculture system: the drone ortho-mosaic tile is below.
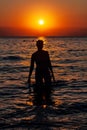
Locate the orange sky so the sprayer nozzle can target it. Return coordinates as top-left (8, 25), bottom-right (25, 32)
top-left (0, 0), bottom-right (87, 36)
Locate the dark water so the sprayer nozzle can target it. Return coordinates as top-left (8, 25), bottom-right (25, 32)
top-left (0, 37), bottom-right (87, 129)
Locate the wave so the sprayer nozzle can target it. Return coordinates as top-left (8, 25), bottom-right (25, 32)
top-left (68, 49), bottom-right (87, 52)
top-left (58, 59), bottom-right (83, 64)
top-left (2, 55), bottom-right (25, 61)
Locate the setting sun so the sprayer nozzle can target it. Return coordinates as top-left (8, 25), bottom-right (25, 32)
top-left (38, 20), bottom-right (44, 25)
top-left (0, 0), bottom-right (87, 36)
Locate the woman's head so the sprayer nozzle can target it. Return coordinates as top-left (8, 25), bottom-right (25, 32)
top-left (36, 40), bottom-right (43, 50)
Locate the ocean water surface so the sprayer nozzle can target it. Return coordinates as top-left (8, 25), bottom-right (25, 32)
top-left (0, 37), bottom-right (87, 129)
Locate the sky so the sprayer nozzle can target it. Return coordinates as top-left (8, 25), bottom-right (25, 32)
top-left (0, 0), bottom-right (87, 36)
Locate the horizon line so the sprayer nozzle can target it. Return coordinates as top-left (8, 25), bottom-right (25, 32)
top-left (0, 35), bottom-right (87, 38)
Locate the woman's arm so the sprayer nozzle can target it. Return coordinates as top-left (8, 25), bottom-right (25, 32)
top-left (47, 52), bottom-right (55, 82)
top-left (27, 55), bottom-right (34, 84)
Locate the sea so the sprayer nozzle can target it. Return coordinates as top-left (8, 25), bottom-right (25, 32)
top-left (0, 37), bottom-right (87, 130)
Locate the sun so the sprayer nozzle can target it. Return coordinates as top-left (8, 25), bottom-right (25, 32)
top-left (38, 19), bottom-right (44, 25)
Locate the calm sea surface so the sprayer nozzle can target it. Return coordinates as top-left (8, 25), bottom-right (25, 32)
top-left (0, 37), bottom-right (87, 129)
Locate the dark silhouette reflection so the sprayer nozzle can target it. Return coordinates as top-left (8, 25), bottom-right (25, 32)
top-left (32, 84), bottom-right (53, 106)
top-left (27, 40), bottom-right (55, 106)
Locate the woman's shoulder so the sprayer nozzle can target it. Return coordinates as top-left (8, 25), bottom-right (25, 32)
top-left (42, 50), bottom-right (48, 53)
